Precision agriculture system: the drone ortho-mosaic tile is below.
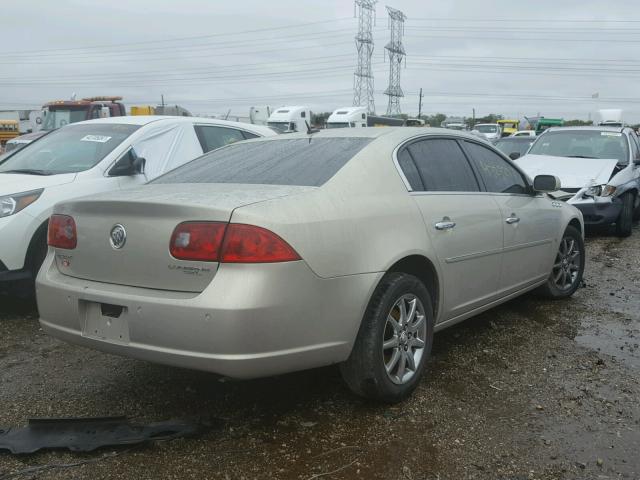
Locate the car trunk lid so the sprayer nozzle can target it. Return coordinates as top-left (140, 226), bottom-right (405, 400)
top-left (53, 183), bottom-right (313, 292)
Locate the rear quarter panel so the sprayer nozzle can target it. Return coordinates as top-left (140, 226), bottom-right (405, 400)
top-left (229, 140), bottom-right (434, 280)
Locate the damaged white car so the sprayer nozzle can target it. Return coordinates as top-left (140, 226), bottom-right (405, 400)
top-left (515, 126), bottom-right (640, 237)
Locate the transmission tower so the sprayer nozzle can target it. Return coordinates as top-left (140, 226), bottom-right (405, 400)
top-left (384, 6), bottom-right (406, 116)
top-left (353, 0), bottom-right (377, 114)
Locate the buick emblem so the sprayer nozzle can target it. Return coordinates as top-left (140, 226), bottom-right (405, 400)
top-left (109, 224), bottom-right (127, 250)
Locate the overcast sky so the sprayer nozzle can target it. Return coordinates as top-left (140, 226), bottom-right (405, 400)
top-left (2, 0), bottom-right (640, 122)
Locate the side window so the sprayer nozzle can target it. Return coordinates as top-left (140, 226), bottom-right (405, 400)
top-left (397, 148), bottom-right (424, 190)
top-left (405, 139), bottom-right (480, 192)
top-left (194, 125), bottom-right (246, 153)
top-left (463, 141), bottom-right (528, 194)
top-left (241, 131), bottom-right (259, 140)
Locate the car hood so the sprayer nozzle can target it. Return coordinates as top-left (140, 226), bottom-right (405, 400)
top-left (516, 154), bottom-right (619, 188)
top-left (0, 172), bottom-right (76, 195)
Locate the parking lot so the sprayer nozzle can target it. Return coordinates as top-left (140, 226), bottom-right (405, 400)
top-left (0, 225), bottom-right (637, 480)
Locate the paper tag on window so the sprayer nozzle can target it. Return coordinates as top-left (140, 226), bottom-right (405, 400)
top-left (601, 132), bottom-right (622, 137)
top-left (81, 135), bottom-right (112, 143)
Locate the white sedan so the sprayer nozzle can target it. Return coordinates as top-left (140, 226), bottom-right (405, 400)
top-left (0, 116), bottom-right (275, 295)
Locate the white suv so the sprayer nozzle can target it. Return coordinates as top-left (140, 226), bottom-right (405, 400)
top-left (0, 115), bottom-right (275, 295)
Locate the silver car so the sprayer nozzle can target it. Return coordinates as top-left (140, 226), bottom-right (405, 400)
top-left (37, 128), bottom-right (585, 402)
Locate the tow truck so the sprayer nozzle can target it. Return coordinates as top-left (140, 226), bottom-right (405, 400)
top-left (5, 96), bottom-right (126, 151)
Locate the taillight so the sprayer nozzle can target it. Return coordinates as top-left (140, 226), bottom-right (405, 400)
top-left (48, 214), bottom-right (77, 250)
top-left (221, 224), bottom-right (300, 263)
top-left (169, 222), bottom-right (226, 261)
top-left (168, 222), bottom-right (300, 263)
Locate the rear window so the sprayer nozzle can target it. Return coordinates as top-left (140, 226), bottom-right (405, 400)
top-left (153, 138), bottom-right (373, 187)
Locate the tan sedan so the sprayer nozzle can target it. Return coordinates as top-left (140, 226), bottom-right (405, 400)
top-left (37, 128), bottom-right (585, 402)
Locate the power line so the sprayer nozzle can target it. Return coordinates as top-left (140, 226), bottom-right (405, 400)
top-left (0, 28), bottom-right (360, 59)
top-left (1, 18), bottom-right (354, 56)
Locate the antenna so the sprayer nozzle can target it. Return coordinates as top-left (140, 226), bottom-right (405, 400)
top-left (353, 0), bottom-right (378, 115)
top-left (384, 6), bottom-right (406, 116)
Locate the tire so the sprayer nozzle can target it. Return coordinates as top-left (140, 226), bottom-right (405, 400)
top-left (26, 231), bottom-right (48, 296)
top-left (538, 225), bottom-right (585, 299)
top-left (615, 192), bottom-right (634, 238)
top-left (340, 272), bottom-right (434, 403)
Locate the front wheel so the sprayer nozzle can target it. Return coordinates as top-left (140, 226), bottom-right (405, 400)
top-left (538, 225), bottom-right (585, 299)
top-left (615, 192), bottom-right (634, 237)
top-left (340, 273), bottom-right (434, 403)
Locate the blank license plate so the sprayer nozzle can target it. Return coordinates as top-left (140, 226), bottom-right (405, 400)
top-left (81, 301), bottom-right (130, 344)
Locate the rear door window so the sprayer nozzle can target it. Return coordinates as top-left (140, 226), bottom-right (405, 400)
top-left (194, 125), bottom-right (246, 153)
top-left (403, 138), bottom-right (480, 192)
top-left (154, 138), bottom-right (372, 187)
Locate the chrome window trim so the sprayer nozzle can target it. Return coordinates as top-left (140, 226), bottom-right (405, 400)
top-left (392, 133), bottom-right (535, 196)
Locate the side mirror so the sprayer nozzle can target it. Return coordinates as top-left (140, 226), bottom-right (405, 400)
top-left (509, 152), bottom-right (521, 160)
top-left (109, 148), bottom-right (146, 176)
top-left (533, 175), bottom-right (561, 193)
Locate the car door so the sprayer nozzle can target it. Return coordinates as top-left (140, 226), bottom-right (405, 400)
top-left (397, 137), bottom-right (504, 321)
top-left (460, 139), bottom-right (560, 295)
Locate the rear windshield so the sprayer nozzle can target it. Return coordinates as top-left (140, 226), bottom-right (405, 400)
top-left (153, 137), bottom-right (373, 187)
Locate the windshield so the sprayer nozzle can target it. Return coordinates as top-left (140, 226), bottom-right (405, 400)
top-left (42, 108), bottom-right (89, 130)
top-left (0, 124), bottom-right (140, 175)
top-left (326, 123), bottom-right (350, 129)
top-left (495, 139), bottom-right (534, 157)
top-left (529, 130), bottom-right (629, 164)
top-left (476, 125), bottom-right (498, 134)
top-left (153, 138), bottom-right (373, 187)
top-left (267, 122), bottom-right (293, 133)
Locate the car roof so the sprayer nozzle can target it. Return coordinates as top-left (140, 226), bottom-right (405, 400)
top-left (545, 125), bottom-right (627, 134)
top-left (497, 136), bottom-right (534, 142)
top-left (241, 126), bottom-right (489, 144)
top-left (70, 115), bottom-right (275, 135)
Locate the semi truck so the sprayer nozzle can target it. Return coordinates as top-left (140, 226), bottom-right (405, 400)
top-left (326, 107), bottom-right (406, 128)
top-left (267, 106), bottom-right (312, 133)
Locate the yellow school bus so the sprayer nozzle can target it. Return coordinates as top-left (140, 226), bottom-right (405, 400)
top-left (0, 120), bottom-right (20, 150)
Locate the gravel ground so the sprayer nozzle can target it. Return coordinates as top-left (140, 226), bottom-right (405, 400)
top-left (0, 226), bottom-right (638, 480)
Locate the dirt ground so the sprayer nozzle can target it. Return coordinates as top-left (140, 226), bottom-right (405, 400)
top-left (0, 227), bottom-right (638, 480)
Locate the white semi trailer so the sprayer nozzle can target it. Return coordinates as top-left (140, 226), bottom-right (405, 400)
top-left (267, 106), bottom-right (311, 133)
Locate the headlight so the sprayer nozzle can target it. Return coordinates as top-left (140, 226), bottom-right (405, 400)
top-left (0, 189), bottom-right (43, 218)
top-left (601, 185), bottom-right (617, 197)
top-left (585, 185), bottom-right (602, 197)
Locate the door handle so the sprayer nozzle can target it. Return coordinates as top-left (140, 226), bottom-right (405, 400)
top-left (506, 215), bottom-right (520, 224)
top-left (435, 217), bottom-right (456, 230)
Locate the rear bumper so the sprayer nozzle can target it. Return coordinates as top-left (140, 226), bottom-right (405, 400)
top-left (36, 253), bottom-right (380, 379)
top-left (568, 194), bottom-right (622, 226)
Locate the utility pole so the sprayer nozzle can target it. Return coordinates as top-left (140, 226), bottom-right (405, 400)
top-left (353, 0), bottom-right (378, 115)
top-left (161, 94), bottom-right (165, 107)
top-left (472, 108), bottom-right (476, 129)
top-left (384, 6), bottom-right (406, 116)
top-left (418, 88), bottom-right (424, 119)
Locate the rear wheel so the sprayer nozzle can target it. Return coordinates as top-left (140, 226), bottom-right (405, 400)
top-left (538, 225), bottom-right (585, 299)
top-left (340, 273), bottom-right (434, 403)
top-left (615, 192), bottom-right (634, 237)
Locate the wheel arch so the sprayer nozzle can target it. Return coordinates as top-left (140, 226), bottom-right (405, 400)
top-left (25, 219), bottom-right (49, 272)
top-left (385, 254), bottom-right (441, 321)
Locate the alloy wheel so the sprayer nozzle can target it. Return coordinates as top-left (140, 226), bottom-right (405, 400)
top-left (552, 236), bottom-right (581, 291)
top-left (382, 294), bottom-right (427, 385)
